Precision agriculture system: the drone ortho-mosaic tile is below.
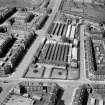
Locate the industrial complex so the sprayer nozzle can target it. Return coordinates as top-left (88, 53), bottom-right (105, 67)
top-left (0, 0), bottom-right (105, 105)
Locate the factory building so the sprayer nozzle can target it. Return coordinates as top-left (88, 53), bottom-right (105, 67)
top-left (70, 25), bottom-right (76, 41)
top-left (47, 16), bottom-right (79, 43)
top-left (73, 38), bottom-right (78, 47)
top-left (38, 40), bottom-right (70, 66)
top-left (66, 25), bottom-right (72, 38)
top-left (36, 38), bottom-right (79, 68)
top-left (68, 44), bottom-right (72, 64)
top-left (71, 46), bottom-right (78, 68)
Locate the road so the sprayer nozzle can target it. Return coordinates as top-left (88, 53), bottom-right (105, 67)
top-left (79, 24), bottom-right (91, 82)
